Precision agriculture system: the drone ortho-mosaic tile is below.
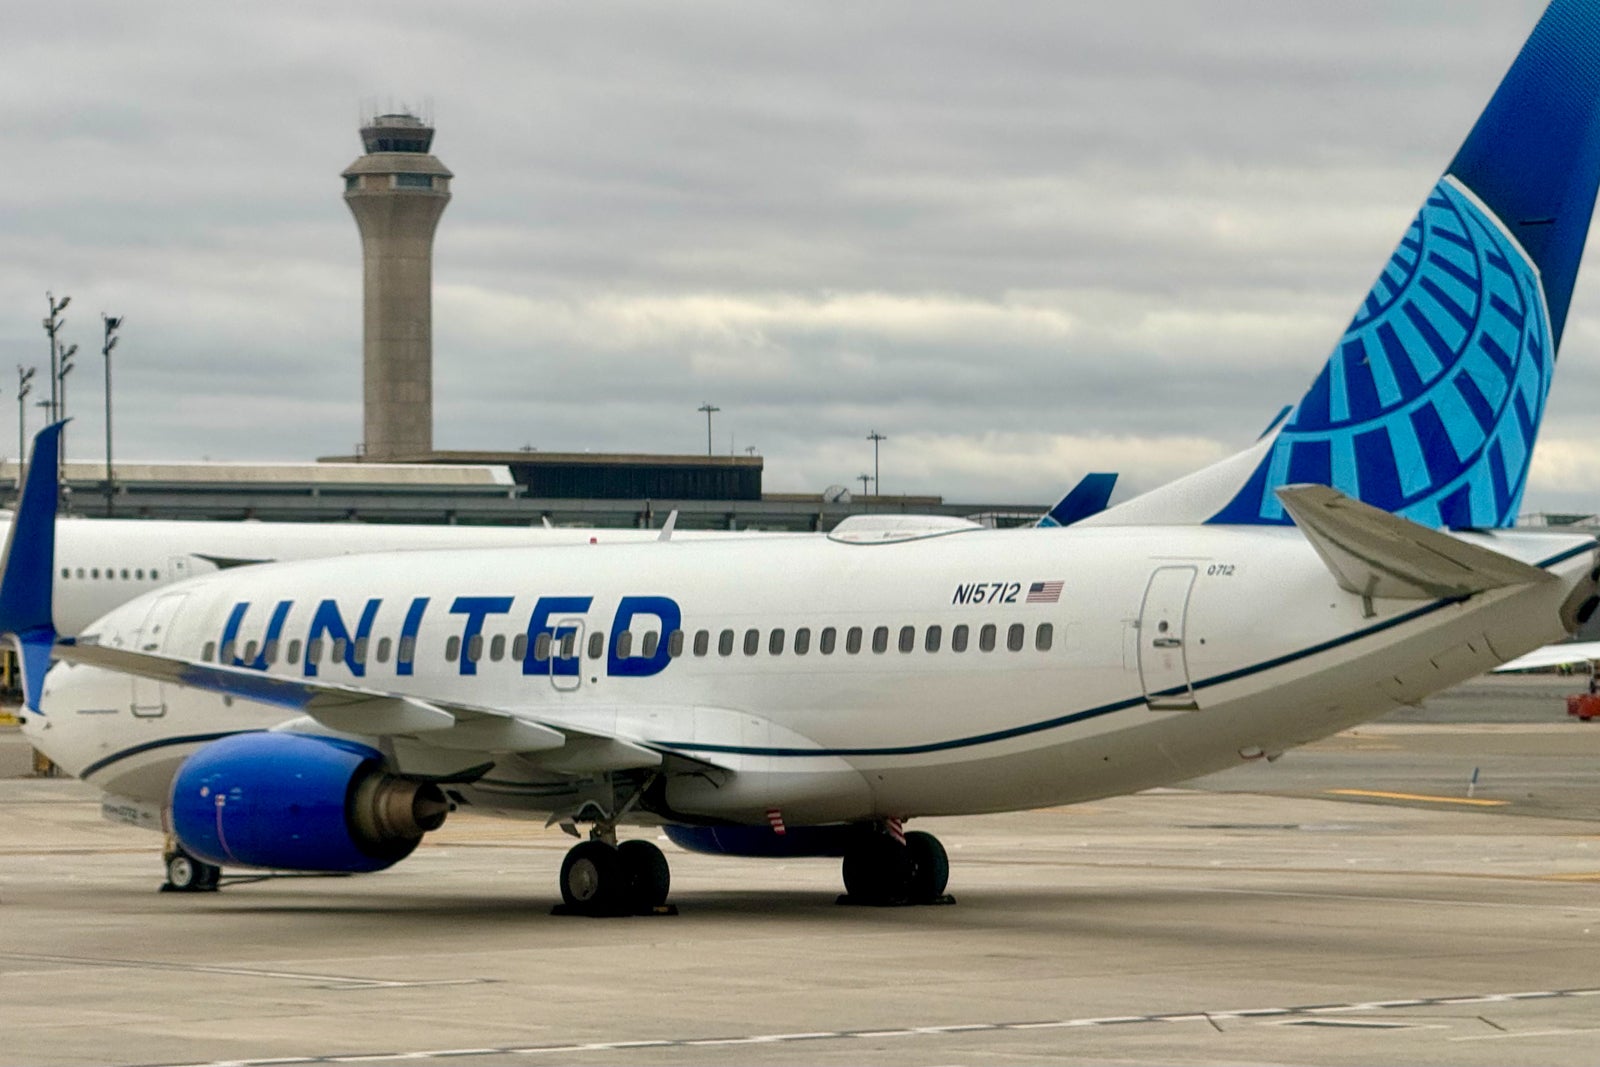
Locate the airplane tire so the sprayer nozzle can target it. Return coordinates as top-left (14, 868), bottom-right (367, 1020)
top-left (905, 831), bottom-right (949, 902)
top-left (560, 840), bottom-right (622, 913)
top-left (619, 839), bottom-right (671, 910)
top-left (842, 835), bottom-right (912, 905)
top-left (165, 851), bottom-right (221, 892)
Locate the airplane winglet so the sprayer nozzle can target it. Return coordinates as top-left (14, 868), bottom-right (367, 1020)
top-left (1275, 484), bottom-right (1553, 600)
top-left (0, 422), bottom-right (65, 711)
top-left (1038, 473), bottom-right (1118, 528)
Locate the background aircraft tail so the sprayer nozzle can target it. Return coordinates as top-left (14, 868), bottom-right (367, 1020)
top-left (1092, 0), bottom-right (1600, 530)
top-left (0, 422), bottom-right (63, 710)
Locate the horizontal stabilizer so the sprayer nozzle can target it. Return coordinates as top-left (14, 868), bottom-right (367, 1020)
top-left (1275, 484), bottom-right (1552, 600)
top-left (1492, 641), bottom-right (1600, 673)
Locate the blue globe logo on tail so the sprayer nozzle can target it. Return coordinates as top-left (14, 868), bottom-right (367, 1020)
top-left (1211, 178), bottom-right (1551, 529)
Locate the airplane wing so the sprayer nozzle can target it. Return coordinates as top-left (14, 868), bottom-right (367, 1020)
top-left (1275, 484), bottom-right (1554, 599)
top-left (55, 638), bottom-right (690, 773)
top-left (1491, 641), bottom-right (1600, 673)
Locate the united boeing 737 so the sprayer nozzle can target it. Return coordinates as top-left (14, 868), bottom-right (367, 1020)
top-left (17, 0), bottom-right (1600, 911)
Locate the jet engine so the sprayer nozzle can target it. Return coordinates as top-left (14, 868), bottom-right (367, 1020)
top-left (169, 732), bottom-right (448, 873)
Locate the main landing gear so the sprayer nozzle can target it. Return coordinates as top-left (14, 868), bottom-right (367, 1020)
top-left (161, 841), bottom-right (221, 893)
top-left (841, 826), bottom-right (952, 906)
top-left (557, 834), bottom-right (674, 916)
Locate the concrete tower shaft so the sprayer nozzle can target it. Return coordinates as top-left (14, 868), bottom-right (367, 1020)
top-left (342, 113), bottom-right (451, 460)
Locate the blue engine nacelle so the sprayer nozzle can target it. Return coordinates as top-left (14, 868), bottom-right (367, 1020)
top-left (170, 732), bottom-right (449, 873)
top-left (664, 823), bottom-right (860, 858)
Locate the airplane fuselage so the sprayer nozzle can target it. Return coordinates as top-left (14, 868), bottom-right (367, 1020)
top-left (34, 522), bottom-right (1595, 828)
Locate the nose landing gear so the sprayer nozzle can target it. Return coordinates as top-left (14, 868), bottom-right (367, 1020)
top-left (161, 842), bottom-right (221, 893)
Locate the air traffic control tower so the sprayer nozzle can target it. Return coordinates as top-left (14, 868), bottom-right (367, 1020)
top-left (342, 113), bottom-right (451, 460)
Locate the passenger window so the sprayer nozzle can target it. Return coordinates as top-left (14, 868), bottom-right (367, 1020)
top-left (794, 627), bottom-right (811, 655)
top-left (872, 626), bottom-right (889, 654)
top-left (1007, 623), bottom-right (1025, 652)
top-left (694, 629), bottom-right (710, 656)
top-left (559, 632), bottom-right (577, 659)
top-left (616, 632), bottom-right (634, 658)
top-left (898, 625), bottom-right (915, 653)
top-left (464, 635), bottom-right (481, 663)
top-left (398, 636), bottom-right (415, 662)
top-left (121, 569), bottom-right (129, 580)
top-left (309, 638), bottom-right (325, 664)
top-left (1035, 623), bottom-right (1053, 652)
top-left (376, 637), bottom-right (391, 663)
top-left (444, 636), bottom-right (459, 662)
top-left (286, 639), bottom-right (302, 665)
top-left (925, 625), bottom-right (942, 653)
top-left (152, 570), bottom-right (160, 579)
top-left (512, 634), bottom-right (527, 661)
top-left (668, 630), bottom-right (685, 657)
top-left (354, 637), bottom-right (369, 665)
top-left (265, 640), bottom-right (279, 665)
top-left (59, 568), bottom-right (69, 579)
top-left (220, 640), bottom-right (236, 663)
top-left (769, 629), bottom-right (784, 655)
top-left (202, 640), bottom-right (216, 662)
top-left (979, 624), bottom-right (997, 652)
top-left (489, 634), bottom-right (505, 662)
top-left (136, 569), bottom-right (144, 580)
top-left (820, 627), bottom-right (837, 654)
top-left (243, 640), bottom-right (258, 663)
top-left (587, 632), bottom-right (604, 659)
top-left (534, 633), bottom-right (552, 661)
top-left (643, 631), bottom-right (660, 658)
top-left (75, 568), bottom-right (85, 578)
top-left (91, 569), bottom-right (99, 579)
top-left (846, 627), bottom-right (863, 654)
top-left (718, 629), bottom-right (735, 656)
top-left (743, 628), bottom-right (760, 656)
top-left (952, 624), bottom-right (969, 653)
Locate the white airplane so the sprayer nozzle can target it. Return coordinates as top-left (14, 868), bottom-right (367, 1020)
top-left (18, 0), bottom-right (1600, 912)
top-left (0, 514), bottom-right (770, 639)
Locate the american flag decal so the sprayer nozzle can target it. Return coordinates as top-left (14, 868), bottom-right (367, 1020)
top-left (766, 808), bottom-right (787, 835)
top-left (1026, 580), bottom-right (1064, 603)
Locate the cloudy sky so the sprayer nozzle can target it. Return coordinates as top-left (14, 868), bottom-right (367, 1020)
top-left (9, 0), bottom-right (1595, 513)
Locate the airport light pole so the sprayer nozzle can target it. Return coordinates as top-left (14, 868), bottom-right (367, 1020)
top-left (698, 402), bottom-right (720, 456)
top-left (867, 429), bottom-right (887, 493)
top-left (16, 366), bottom-right (34, 493)
top-left (102, 314), bottom-right (122, 516)
top-left (858, 472), bottom-right (872, 497)
top-left (56, 343), bottom-right (76, 478)
top-left (43, 292), bottom-right (70, 423)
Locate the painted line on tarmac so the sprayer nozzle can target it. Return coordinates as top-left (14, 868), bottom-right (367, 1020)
top-left (0, 951), bottom-right (487, 989)
top-left (130, 986), bottom-right (1600, 1066)
top-left (1326, 788), bottom-right (1509, 807)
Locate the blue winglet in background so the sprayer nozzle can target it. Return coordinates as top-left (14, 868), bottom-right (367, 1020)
top-left (1038, 472), bottom-right (1118, 528)
top-left (0, 421), bottom-right (65, 711)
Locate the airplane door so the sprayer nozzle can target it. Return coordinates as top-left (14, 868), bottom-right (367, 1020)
top-left (1137, 566), bottom-right (1198, 711)
top-left (131, 592), bottom-right (188, 717)
top-left (550, 617), bottom-right (585, 692)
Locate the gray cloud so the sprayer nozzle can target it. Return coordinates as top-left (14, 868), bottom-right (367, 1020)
top-left (10, 1), bottom-right (1591, 512)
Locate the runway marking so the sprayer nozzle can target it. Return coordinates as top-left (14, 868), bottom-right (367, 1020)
top-left (0, 951), bottom-right (488, 990)
top-left (1326, 788), bottom-right (1508, 807)
top-left (130, 986), bottom-right (1600, 1065)
top-left (1539, 870), bottom-right (1600, 882)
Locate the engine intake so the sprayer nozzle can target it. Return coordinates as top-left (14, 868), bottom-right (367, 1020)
top-left (170, 732), bottom-right (448, 873)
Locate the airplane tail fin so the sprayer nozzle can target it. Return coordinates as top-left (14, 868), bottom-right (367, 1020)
top-left (1091, 0), bottom-right (1600, 530)
top-left (0, 422), bottom-right (63, 711)
top-left (1037, 472), bottom-right (1117, 527)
